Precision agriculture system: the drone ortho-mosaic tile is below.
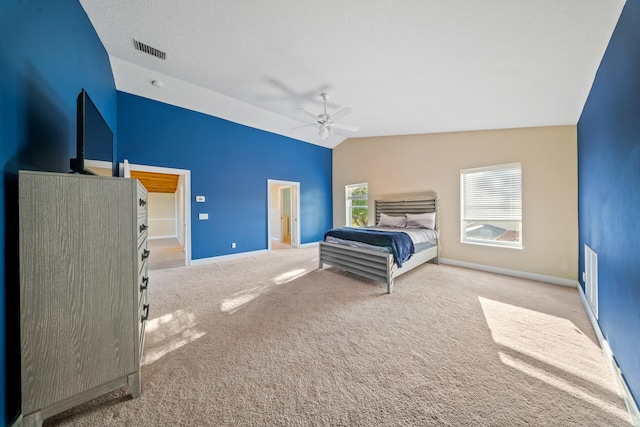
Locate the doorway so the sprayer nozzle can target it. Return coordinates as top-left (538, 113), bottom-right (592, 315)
top-left (122, 160), bottom-right (192, 266)
top-left (280, 187), bottom-right (292, 244)
top-left (267, 179), bottom-right (300, 252)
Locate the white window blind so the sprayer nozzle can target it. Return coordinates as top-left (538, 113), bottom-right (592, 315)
top-left (461, 163), bottom-right (522, 247)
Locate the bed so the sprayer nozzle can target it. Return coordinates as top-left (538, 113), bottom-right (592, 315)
top-left (319, 196), bottom-right (440, 294)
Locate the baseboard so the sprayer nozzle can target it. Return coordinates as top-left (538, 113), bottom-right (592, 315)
top-left (300, 241), bottom-right (319, 249)
top-left (148, 235), bottom-right (177, 240)
top-left (439, 258), bottom-right (578, 288)
top-left (190, 249), bottom-right (268, 265)
top-left (578, 286), bottom-right (640, 426)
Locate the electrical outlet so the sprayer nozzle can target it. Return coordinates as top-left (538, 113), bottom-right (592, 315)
top-left (231, 242), bottom-right (236, 249)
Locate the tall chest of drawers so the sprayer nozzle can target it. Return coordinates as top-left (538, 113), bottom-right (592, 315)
top-left (18, 171), bottom-right (149, 427)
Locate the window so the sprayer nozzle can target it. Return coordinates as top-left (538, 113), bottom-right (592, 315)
top-left (346, 183), bottom-right (368, 226)
top-left (461, 163), bottom-right (522, 248)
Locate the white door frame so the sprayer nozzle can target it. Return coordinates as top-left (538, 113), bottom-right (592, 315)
top-left (176, 176), bottom-right (185, 246)
top-left (121, 160), bottom-right (192, 266)
top-left (280, 187), bottom-right (292, 243)
top-left (267, 179), bottom-right (300, 251)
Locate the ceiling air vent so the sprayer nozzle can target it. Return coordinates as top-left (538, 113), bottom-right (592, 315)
top-left (133, 39), bottom-right (166, 60)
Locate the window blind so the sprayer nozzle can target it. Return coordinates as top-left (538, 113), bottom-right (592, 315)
top-left (346, 183), bottom-right (368, 200)
top-left (462, 163), bottom-right (522, 221)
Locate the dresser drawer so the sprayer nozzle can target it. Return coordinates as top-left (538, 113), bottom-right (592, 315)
top-left (139, 296), bottom-right (149, 338)
top-left (137, 184), bottom-right (148, 216)
top-left (138, 272), bottom-right (148, 305)
top-left (138, 241), bottom-right (150, 268)
top-left (137, 215), bottom-right (148, 246)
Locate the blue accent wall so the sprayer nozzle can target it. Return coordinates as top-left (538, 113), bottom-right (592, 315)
top-left (0, 1), bottom-right (116, 423)
top-left (117, 92), bottom-right (332, 260)
top-left (577, 0), bottom-right (640, 407)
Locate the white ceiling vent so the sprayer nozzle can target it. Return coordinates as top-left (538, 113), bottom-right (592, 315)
top-left (133, 39), bottom-right (166, 60)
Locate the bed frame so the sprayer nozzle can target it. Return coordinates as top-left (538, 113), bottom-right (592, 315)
top-left (319, 196), bottom-right (440, 294)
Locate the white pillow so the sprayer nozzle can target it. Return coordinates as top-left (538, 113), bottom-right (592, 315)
top-left (405, 212), bottom-right (436, 229)
top-left (378, 213), bottom-right (407, 227)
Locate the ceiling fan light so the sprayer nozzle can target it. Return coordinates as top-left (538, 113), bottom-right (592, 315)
top-left (319, 126), bottom-right (330, 140)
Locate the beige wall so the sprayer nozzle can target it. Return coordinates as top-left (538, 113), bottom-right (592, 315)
top-left (333, 125), bottom-right (578, 280)
top-left (148, 192), bottom-right (177, 238)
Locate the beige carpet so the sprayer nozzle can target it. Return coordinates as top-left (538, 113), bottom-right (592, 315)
top-left (148, 238), bottom-right (185, 270)
top-left (45, 247), bottom-right (631, 426)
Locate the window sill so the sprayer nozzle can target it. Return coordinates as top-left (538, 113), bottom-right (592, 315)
top-left (461, 240), bottom-right (523, 250)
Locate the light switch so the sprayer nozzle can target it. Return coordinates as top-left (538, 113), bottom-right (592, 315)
top-left (196, 196), bottom-right (205, 202)
top-left (199, 213), bottom-right (209, 220)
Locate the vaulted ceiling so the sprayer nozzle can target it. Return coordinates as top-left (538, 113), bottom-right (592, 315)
top-left (80, 0), bottom-right (626, 148)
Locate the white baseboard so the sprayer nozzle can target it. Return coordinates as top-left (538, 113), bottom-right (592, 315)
top-left (578, 286), bottom-right (640, 426)
top-left (190, 249), bottom-right (268, 265)
top-left (148, 235), bottom-right (177, 240)
top-left (300, 241), bottom-right (319, 249)
top-left (439, 258), bottom-right (578, 288)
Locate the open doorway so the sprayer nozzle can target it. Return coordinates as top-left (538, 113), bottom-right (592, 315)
top-left (267, 179), bottom-right (300, 252)
top-left (122, 160), bottom-right (192, 267)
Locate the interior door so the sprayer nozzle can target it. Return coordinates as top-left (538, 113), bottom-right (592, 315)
top-left (280, 187), bottom-right (291, 244)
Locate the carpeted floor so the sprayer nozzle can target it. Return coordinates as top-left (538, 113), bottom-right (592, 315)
top-left (148, 238), bottom-right (185, 270)
top-left (45, 247), bottom-right (631, 426)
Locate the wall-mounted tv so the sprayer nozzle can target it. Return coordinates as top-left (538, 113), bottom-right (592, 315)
top-left (70, 88), bottom-right (115, 176)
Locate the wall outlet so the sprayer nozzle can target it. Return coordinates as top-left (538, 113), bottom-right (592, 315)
top-left (196, 196), bottom-right (205, 202)
top-left (198, 213), bottom-right (208, 220)
top-left (231, 242), bottom-right (236, 249)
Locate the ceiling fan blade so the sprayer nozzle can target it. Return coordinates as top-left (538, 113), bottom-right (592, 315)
top-left (332, 123), bottom-right (359, 132)
top-left (297, 108), bottom-right (319, 121)
top-left (330, 106), bottom-right (353, 121)
top-left (292, 123), bottom-right (318, 130)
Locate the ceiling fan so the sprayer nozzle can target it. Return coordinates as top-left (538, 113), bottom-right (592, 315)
top-left (293, 93), bottom-right (359, 140)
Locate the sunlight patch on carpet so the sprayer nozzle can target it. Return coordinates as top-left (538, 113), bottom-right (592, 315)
top-left (220, 285), bottom-right (269, 313)
top-left (272, 268), bottom-right (308, 285)
top-left (480, 297), bottom-right (629, 423)
top-left (221, 292), bottom-right (260, 313)
top-left (479, 297), bottom-right (617, 391)
top-left (499, 352), bottom-right (629, 421)
top-left (218, 268), bottom-right (309, 314)
top-left (142, 309), bottom-right (205, 365)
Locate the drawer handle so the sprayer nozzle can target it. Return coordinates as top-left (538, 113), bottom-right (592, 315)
top-left (140, 276), bottom-right (149, 291)
top-left (139, 198), bottom-right (147, 207)
top-left (139, 224), bottom-right (148, 233)
top-left (141, 304), bottom-right (149, 322)
top-left (141, 249), bottom-right (150, 261)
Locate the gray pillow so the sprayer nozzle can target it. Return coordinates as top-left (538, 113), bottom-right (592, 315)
top-left (378, 213), bottom-right (407, 227)
top-left (406, 212), bottom-right (436, 229)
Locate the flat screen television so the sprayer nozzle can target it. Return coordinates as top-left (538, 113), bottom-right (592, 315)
top-left (70, 88), bottom-right (115, 176)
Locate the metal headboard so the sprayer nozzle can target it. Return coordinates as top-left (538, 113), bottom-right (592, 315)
top-left (375, 197), bottom-right (439, 231)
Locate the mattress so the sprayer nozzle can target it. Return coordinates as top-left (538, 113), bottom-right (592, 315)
top-left (324, 226), bottom-right (437, 255)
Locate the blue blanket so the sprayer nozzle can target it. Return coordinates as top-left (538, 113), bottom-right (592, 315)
top-left (324, 227), bottom-right (414, 267)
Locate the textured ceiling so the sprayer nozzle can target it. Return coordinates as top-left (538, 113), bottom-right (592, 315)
top-left (80, 0), bottom-right (625, 148)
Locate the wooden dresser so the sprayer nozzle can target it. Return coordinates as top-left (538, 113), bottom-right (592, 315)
top-left (18, 171), bottom-right (149, 426)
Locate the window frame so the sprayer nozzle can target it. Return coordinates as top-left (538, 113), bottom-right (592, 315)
top-left (345, 183), bottom-right (369, 227)
top-left (460, 162), bottom-right (522, 249)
